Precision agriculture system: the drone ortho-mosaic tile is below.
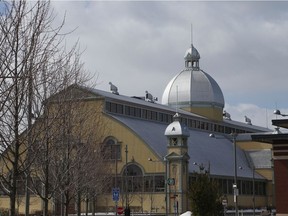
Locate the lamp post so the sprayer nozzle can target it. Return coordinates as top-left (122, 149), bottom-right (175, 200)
top-left (147, 157), bottom-right (158, 214)
top-left (125, 145), bottom-right (128, 213)
top-left (274, 109), bottom-right (288, 117)
top-left (148, 157), bottom-right (168, 216)
top-left (252, 166), bottom-right (255, 216)
top-left (114, 144), bottom-right (119, 216)
top-left (210, 132), bottom-right (238, 216)
top-left (231, 133), bottom-right (239, 216)
top-left (164, 157), bottom-right (168, 216)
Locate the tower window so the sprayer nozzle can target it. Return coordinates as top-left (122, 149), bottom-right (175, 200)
top-left (170, 138), bottom-right (177, 146)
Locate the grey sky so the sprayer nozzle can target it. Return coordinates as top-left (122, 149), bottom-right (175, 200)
top-left (51, 1), bottom-right (288, 129)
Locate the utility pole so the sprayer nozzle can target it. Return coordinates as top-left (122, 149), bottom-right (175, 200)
top-left (125, 145), bottom-right (128, 209)
top-left (124, 145), bottom-right (130, 216)
top-left (232, 133), bottom-right (238, 216)
top-left (165, 157), bottom-right (168, 216)
top-left (115, 144), bottom-right (118, 216)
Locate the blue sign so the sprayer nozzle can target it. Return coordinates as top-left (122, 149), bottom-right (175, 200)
top-left (112, 188), bottom-right (120, 201)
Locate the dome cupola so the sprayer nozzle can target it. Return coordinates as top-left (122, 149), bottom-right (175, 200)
top-left (184, 44), bottom-right (200, 69)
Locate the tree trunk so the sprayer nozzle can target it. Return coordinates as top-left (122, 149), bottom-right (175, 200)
top-left (77, 191), bottom-right (81, 216)
top-left (92, 196), bottom-right (96, 216)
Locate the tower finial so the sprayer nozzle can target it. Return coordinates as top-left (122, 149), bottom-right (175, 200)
top-left (176, 85), bottom-right (179, 114)
top-left (191, 23), bottom-right (193, 47)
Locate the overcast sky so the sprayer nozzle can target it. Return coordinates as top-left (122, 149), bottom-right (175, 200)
top-left (51, 1), bottom-right (288, 129)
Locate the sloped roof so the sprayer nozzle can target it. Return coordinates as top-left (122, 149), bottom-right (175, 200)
top-left (109, 114), bottom-right (265, 180)
top-left (81, 85), bottom-right (270, 133)
top-left (245, 150), bottom-right (272, 169)
top-left (84, 86), bottom-right (204, 118)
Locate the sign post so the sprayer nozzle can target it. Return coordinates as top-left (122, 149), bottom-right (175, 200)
top-left (117, 207), bottom-right (124, 215)
top-left (222, 199), bottom-right (228, 216)
top-left (112, 188), bottom-right (120, 202)
top-left (113, 188), bottom-right (120, 216)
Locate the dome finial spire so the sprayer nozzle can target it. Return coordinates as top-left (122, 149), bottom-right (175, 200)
top-left (184, 25), bottom-right (200, 69)
top-left (176, 85), bottom-right (179, 114)
top-left (191, 23), bottom-right (193, 47)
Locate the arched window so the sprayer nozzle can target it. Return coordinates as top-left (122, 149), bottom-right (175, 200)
top-left (126, 164), bottom-right (143, 176)
top-left (103, 137), bottom-right (121, 160)
top-left (123, 164), bottom-right (143, 192)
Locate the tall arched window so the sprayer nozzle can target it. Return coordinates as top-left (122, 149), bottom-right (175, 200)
top-left (123, 164), bottom-right (143, 192)
top-left (103, 137), bottom-right (121, 160)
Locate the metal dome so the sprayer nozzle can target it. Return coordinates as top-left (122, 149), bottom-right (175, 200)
top-left (162, 45), bottom-right (224, 110)
top-left (162, 69), bottom-right (224, 109)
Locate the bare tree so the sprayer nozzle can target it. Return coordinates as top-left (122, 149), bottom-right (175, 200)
top-left (0, 1), bottom-right (91, 216)
top-left (30, 84), bottom-right (112, 216)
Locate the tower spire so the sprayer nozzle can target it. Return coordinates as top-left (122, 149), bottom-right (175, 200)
top-left (176, 85), bottom-right (179, 114)
top-left (184, 24), bottom-right (200, 69)
top-left (191, 23), bottom-right (193, 47)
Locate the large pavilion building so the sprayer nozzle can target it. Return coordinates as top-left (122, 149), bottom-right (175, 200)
top-left (0, 43), bottom-right (276, 215)
top-left (81, 43), bottom-right (275, 214)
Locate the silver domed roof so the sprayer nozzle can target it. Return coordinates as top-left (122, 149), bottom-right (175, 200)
top-left (162, 69), bottom-right (224, 109)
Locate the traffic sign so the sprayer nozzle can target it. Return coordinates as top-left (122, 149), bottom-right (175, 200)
top-left (117, 207), bottom-right (124, 215)
top-left (112, 188), bottom-right (120, 202)
top-left (167, 178), bottom-right (175, 185)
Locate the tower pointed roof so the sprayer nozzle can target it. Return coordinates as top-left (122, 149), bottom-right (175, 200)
top-left (184, 44), bottom-right (200, 69)
top-left (164, 113), bottom-right (190, 137)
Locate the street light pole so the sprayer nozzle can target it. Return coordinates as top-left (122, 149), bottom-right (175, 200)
top-left (210, 132), bottom-right (238, 216)
top-left (274, 109), bottom-right (288, 117)
top-left (164, 157), bottom-right (168, 216)
top-left (115, 145), bottom-right (118, 216)
top-left (125, 145), bottom-right (128, 210)
top-left (252, 166), bottom-right (255, 216)
top-left (232, 133), bottom-right (238, 216)
top-left (148, 157), bottom-right (168, 216)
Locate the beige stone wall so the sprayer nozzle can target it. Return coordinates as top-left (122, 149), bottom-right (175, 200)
top-left (102, 113), bottom-right (166, 175)
top-left (183, 106), bottom-right (223, 121)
